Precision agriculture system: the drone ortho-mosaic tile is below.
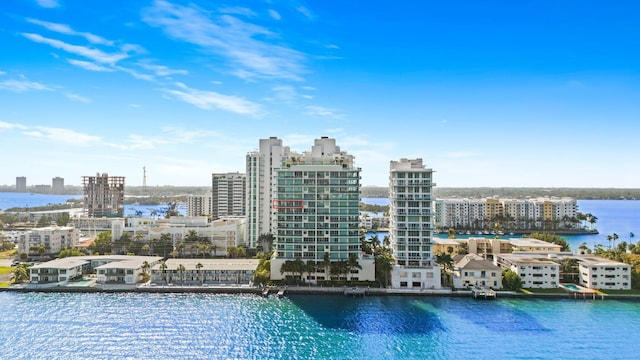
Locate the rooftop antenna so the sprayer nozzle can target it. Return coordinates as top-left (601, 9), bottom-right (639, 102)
top-left (143, 166), bottom-right (147, 194)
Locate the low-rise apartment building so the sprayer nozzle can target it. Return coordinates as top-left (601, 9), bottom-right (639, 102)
top-left (575, 256), bottom-right (631, 290)
top-left (494, 253), bottom-right (560, 289)
top-left (151, 259), bottom-right (260, 285)
top-left (16, 226), bottom-right (80, 255)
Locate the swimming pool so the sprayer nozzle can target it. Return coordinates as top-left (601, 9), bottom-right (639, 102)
top-left (562, 283), bottom-right (582, 291)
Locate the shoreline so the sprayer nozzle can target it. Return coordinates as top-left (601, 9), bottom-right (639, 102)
top-left (2, 284), bottom-right (639, 301)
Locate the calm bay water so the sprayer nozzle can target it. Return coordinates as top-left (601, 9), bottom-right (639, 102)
top-left (0, 292), bottom-right (638, 359)
top-left (1, 195), bottom-right (639, 359)
top-left (362, 198), bottom-right (640, 252)
top-left (0, 192), bottom-right (82, 210)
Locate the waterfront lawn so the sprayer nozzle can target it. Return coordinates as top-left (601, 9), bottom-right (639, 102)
top-left (0, 266), bottom-right (13, 287)
top-left (600, 289), bottom-right (640, 295)
top-left (0, 249), bottom-right (17, 259)
top-left (524, 288), bottom-right (568, 294)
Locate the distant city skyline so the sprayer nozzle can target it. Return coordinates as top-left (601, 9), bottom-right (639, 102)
top-left (1, 1), bottom-right (638, 187)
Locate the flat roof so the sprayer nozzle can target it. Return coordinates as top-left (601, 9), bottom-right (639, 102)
top-left (496, 253), bottom-right (559, 266)
top-left (575, 256), bottom-right (630, 267)
top-left (159, 259), bottom-right (260, 271)
top-left (509, 238), bottom-right (562, 249)
top-left (31, 257), bottom-right (89, 269)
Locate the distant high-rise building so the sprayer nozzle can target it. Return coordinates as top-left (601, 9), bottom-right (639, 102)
top-left (82, 173), bottom-right (125, 217)
top-left (246, 137), bottom-right (290, 248)
top-left (187, 193), bottom-right (212, 217)
top-left (16, 176), bottom-right (27, 192)
top-left (52, 177), bottom-right (64, 194)
top-left (389, 158), bottom-right (440, 289)
top-left (212, 172), bottom-right (246, 219)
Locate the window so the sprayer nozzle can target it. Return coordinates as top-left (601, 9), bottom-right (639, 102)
top-left (400, 281), bottom-right (408, 287)
top-left (412, 272), bottom-right (421, 278)
top-left (412, 282), bottom-right (421, 288)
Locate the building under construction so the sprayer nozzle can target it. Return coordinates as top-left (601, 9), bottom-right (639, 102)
top-left (82, 173), bottom-right (125, 217)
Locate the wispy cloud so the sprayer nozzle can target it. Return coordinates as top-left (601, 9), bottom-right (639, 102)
top-left (23, 126), bottom-right (102, 146)
top-left (67, 59), bottom-right (114, 72)
top-left (27, 18), bottom-right (114, 46)
top-left (0, 79), bottom-right (50, 92)
top-left (265, 85), bottom-right (298, 102)
top-left (114, 65), bottom-right (155, 82)
top-left (143, 0), bottom-right (306, 81)
top-left (296, 6), bottom-right (314, 19)
top-left (162, 82), bottom-right (262, 116)
top-left (35, 0), bottom-right (59, 8)
top-left (219, 7), bottom-right (257, 17)
top-left (0, 121), bottom-right (28, 130)
top-left (138, 62), bottom-right (188, 76)
top-left (21, 33), bottom-right (129, 64)
top-left (305, 105), bottom-right (345, 119)
top-left (64, 92), bottom-right (91, 103)
top-left (268, 9), bottom-right (281, 20)
top-left (0, 70), bottom-right (6, 75)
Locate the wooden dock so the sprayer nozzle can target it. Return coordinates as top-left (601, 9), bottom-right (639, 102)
top-left (471, 286), bottom-right (496, 299)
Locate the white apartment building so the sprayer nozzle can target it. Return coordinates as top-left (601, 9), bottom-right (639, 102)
top-left (389, 158), bottom-right (441, 289)
top-left (269, 137), bottom-right (374, 283)
top-left (212, 172), bottom-right (246, 219)
top-left (246, 137), bottom-right (291, 249)
top-left (16, 226), bottom-right (80, 255)
top-left (435, 197), bottom-right (579, 231)
top-left (187, 193), bottom-right (212, 217)
top-left (575, 255), bottom-right (631, 290)
top-left (494, 253), bottom-right (560, 289)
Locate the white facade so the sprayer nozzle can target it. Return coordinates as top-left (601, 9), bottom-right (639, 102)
top-left (576, 256), bottom-right (631, 290)
top-left (16, 226), bottom-right (80, 255)
top-left (95, 256), bottom-right (163, 284)
top-left (495, 253), bottom-right (560, 289)
top-left (389, 158), bottom-right (441, 289)
top-left (452, 254), bottom-right (502, 289)
top-left (246, 137), bottom-right (290, 248)
top-left (29, 257), bottom-right (87, 286)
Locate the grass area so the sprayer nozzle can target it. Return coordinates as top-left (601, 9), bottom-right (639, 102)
top-left (599, 289), bottom-right (640, 295)
top-left (0, 249), bottom-right (17, 259)
top-left (523, 288), bottom-right (568, 294)
top-left (0, 282), bottom-right (10, 288)
top-left (0, 266), bottom-right (13, 275)
top-left (519, 289), bottom-right (533, 294)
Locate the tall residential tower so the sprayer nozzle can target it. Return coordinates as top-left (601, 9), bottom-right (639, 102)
top-left (389, 158), bottom-right (440, 289)
top-left (212, 172), bottom-right (246, 219)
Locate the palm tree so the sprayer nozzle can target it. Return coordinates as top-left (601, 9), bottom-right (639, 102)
top-left (141, 244), bottom-right (150, 256)
top-left (374, 252), bottom-right (394, 287)
top-left (578, 242), bottom-right (589, 255)
top-left (320, 252), bottom-right (331, 280)
top-left (305, 260), bottom-right (317, 281)
top-left (434, 252), bottom-right (454, 287)
top-left (195, 262), bottom-right (204, 284)
top-left (160, 262), bottom-right (168, 284)
top-left (177, 264), bottom-right (186, 284)
top-left (170, 250), bottom-right (179, 259)
top-left (160, 233), bottom-right (172, 257)
top-left (346, 254), bottom-right (362, 283)
top-left (588, 214), bottom-right (598, 230)
top-left (141, 261), bottom-right (151, 283)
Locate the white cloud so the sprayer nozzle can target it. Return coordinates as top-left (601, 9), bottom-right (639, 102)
top-left (162, 83), bottom-right (262, 116)
top-left (27, 18), bottom-right (114, 46)
top-left (23, 126), bottom-right (102, 146)
top-left (22, 33), bottom-right (129, 64)
top-left (0, 121), bottom-right (28, 130)
top-left (114, 65), bottom-right (155, 82)
top-left (64, 92), bottom-right (91, 103)
top-left (0, 70), bottom-right (6, 75)
top-left (266, 85), bottom-right (297, 102)
top-left (35, 0), bottom-right (59, 8)
top-left (268, 9), bottom-right (281, 20)
top-left (138, 62), bottom-right (188, 76)
top-left (143, 0), bottom-right (306, 81)
top-left (296, 6), bottom-right (314, 19)
top-left (67, 59), bottom-right (114, 72)
top-left (305, 105), bottom-right (345, 119)
top-left (220, 7), bottom-right (257, 17)
top-left (0, 79), bottom-right (50, 92)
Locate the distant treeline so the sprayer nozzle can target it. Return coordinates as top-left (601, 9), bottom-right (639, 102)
top-left (362, 186), bottom-right (640, 200)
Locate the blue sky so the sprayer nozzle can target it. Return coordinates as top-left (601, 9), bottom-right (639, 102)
top-left (0, 0), bottom-right (638, 188)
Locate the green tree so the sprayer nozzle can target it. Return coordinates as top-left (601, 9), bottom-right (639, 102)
top-left (375, 252), bottom-right (394, 287)
top-left (527, 232), bottom-right (571, 252)
top-left (140, 261), bottom-right (151, 283)
top-left (177, 264), bottom-right (186, 283)
top-left (435, 252), bottom-right (454, 287)
top-left (502, 269), bottom-right (523, 291)
top-left (346, 254), bottom-right (362, 282)
top-left (160, 262), bottom-right (168, 283)
top-left (56, 212), bottom-right (71, 227)
top-left (141, 244), bottom-right (151, 256)
top-left (12, 263), bottom-right (30, 283)
top-left (36, 216), bottom-right (52, 227)
top-left (195, 262), bottom-right (204, 284)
